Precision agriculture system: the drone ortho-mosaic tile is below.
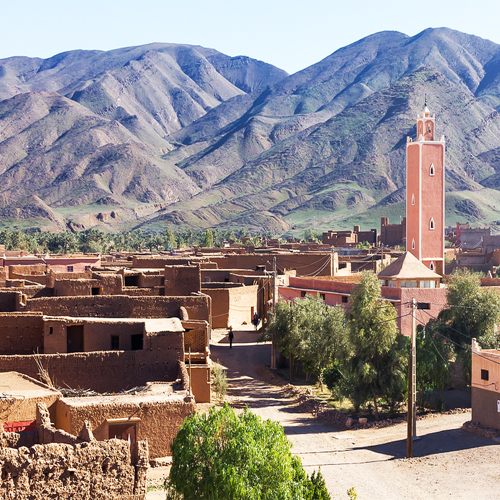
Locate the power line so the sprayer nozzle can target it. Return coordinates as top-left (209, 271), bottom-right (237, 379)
top-left (414, 315), bottom-right (500, 369)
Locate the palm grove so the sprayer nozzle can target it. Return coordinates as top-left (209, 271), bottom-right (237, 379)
top-left (264, 270), bottom-right (500, 417)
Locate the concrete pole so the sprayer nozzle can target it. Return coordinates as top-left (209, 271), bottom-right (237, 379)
top-left (407, 298), bottom-right (417, 457)
top-left (271, 257), bottom-right (277, 369)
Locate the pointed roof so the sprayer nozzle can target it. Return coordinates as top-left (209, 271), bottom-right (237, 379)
top-left (378, 251), bottom-right (441, 280)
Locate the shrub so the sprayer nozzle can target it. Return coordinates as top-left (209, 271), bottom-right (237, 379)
top-left (211, 361), bottom-right (227, 399)
top-left (165, 404), bottom-right (331, 500)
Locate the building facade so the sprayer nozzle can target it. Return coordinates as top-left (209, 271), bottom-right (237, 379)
top-left (406, 104), bottom-right (445, 275)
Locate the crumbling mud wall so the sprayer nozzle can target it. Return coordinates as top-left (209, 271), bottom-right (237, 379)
top-left (0, 403), bottom-right (148, 499)
top-left (0, 438), bottom-right (146, 499)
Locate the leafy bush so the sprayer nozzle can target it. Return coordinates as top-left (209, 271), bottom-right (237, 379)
top-left (165, 404), bottom-right (331, 500)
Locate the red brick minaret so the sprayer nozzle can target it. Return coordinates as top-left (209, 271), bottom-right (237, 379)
top-left (406, 103), bottom-right (445, 275)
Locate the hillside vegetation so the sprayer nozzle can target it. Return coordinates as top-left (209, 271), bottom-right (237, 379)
top-left (2, 29), bottom-right (500, 234)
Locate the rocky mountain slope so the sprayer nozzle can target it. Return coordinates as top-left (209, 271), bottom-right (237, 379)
top-left (2, 30), bottom-right (500, 233)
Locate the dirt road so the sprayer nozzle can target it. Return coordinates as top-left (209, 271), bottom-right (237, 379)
top-left (212, 329), bottom-right (500, 500)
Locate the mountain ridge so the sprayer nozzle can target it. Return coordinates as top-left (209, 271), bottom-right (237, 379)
top-left (2, 29), bottom-right (500, 234)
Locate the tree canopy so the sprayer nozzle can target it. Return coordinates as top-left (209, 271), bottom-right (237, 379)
top-left (342, 272), bottom-right (407, 416)
top-left (166, 404), bottom-right (330, 500)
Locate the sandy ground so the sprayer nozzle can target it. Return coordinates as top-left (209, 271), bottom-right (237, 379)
top-left (147, 328), bottom-right (500, 499)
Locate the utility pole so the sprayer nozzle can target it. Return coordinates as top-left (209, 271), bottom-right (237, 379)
top-left (271, 257), bottom-right (277, 369)
top-left (407, 298), bottom-right (417, 457)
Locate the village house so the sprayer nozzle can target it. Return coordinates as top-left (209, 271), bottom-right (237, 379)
top-left (471, 339), bottom-right (500, 431)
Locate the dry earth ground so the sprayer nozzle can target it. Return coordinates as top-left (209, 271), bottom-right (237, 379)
top-left (147, 328), bottom-right (500, 499)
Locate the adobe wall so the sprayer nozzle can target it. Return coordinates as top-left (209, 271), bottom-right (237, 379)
top-left (54, 279), bottom-right (95, 297)
top-left (209, 253), bottom-right (333, 277)
top-left (190, 364), bottom-right (211, 403)
top-left (0, 440), bottom-right (139, 499)
top-left (94, 273), bottom-right (124, 294)
top-left (164, 265), bottom-right (201, 296)
top-left (0, 312), bottom-right (44, 354)
top-left (9, 264), bottom-right (47, 277)
top-left (56, 396), bottom-right (195, 459)
top-left (201, 288), bottom-right (230, 328)
top-left (0, 349), bottom-right (183, 392)
top-left (133, 256), bottom-right (207, 268)
top-left (138, 273), bottom-right (164, 287)
top-left (43, 319), bottom-right (151, 354)
top-left (0, 291), bottom-right (23, 312)
top-left (228, 285), bottom-right (258, 328)
top-left (471, 387), bottom-right (500, 430)
top-left (21, 295), bottom-right (210, 321)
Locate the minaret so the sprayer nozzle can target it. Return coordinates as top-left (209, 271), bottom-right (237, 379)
top-left (406, 102), bottom-right (445, 275)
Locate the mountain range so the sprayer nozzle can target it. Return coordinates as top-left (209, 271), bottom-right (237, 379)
top-left (2, 29), bottom-right (500, 234)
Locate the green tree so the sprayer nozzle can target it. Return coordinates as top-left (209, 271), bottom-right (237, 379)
top-left (342, 272), bottom-right (407, 417)
top-left (437, 269), bottom-right (500, 381)
top-left (263, 296), bottom-right (346, 386)
top-left (415, 321), bottom-right (454, 409)
top-left (201, 229), bottom-right (214, 248)
top-left (166, 404), bottom-right (330, 500)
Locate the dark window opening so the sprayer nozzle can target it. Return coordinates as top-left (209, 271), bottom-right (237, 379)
top-left (67, 266), bottom-right (74, 272)
top-left (481, 369), bottom-right (489, 381)
top-left (92, 287), bottom-right (100, 295)
top-left (49, 327), bottom-right (53, 335)
top-left (342, 296), bottom-right (348, 303)
top-left (131, 334), bottom-right (143, 351)
top-left (224, 278), bottom-right (230, 282)
top-left (67, 325), bottom-right (84, 353)
top-left (417, 303), bottom-right (430, 310)
top-left (300, 291), bottom-right (306, 298)
top-left (85, 266), bottom-right (91, 271)
top-left (320, 293), bottom-right (326, 301)
top-left (111, 335), bottom-right (119, 350)
top-left (124, 276), bottom-right (139, 287)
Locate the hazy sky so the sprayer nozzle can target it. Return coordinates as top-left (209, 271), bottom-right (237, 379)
top-left (3, 0), bottom-right (500, 74)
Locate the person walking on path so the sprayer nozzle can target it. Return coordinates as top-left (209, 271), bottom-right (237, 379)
top-left (228, 326), bottom-right (234, 349)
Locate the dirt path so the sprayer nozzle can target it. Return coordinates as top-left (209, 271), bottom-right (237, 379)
top-left (212, 329), bottom-right (500, 500)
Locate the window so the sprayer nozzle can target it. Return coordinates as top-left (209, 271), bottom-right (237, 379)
top-left (430, 163), bottom-right (435, 176)
top-left (400, 280), bottom-right (417, 288)
top-left (427, 124), bottom-right (432, 134)
top-left (49, 327), bottom-right (53, 335)
top-left (419, 280), bottom-right (436, 289)
top-left (67, 266), bottom-right (74, 272)
top-left (411, 193), bottom-right (415, 205)
top-left (111, 335), bottom-right (119, 350)
top-left (91, 287), bottom-right (100, 295)
top-left (300, 291), bottom-right (306, 298)
top-left (412, 239), bottom-right (415, 250)
top-left (85, 266), bottom-right (91, 271)
top-left (417, 302), bottom-right (430, 310)
top-left (430, 262), bottom-right (435, 271)
top-left (430, 218), bottom-right (435, 230)
top-left (319, 293), bottom-right (326, 301)
top-left (481, 369), bottom-right (489, 381)
top-left (387, 281), bottom-right (396, 288)
top-left (342, 295), bottom-right (348, 303)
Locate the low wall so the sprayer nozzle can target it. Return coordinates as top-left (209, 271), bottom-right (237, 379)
top-left (0, 440), bottom-right (140, 499)
top-left (0, 349), bottom-right (183, 392)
